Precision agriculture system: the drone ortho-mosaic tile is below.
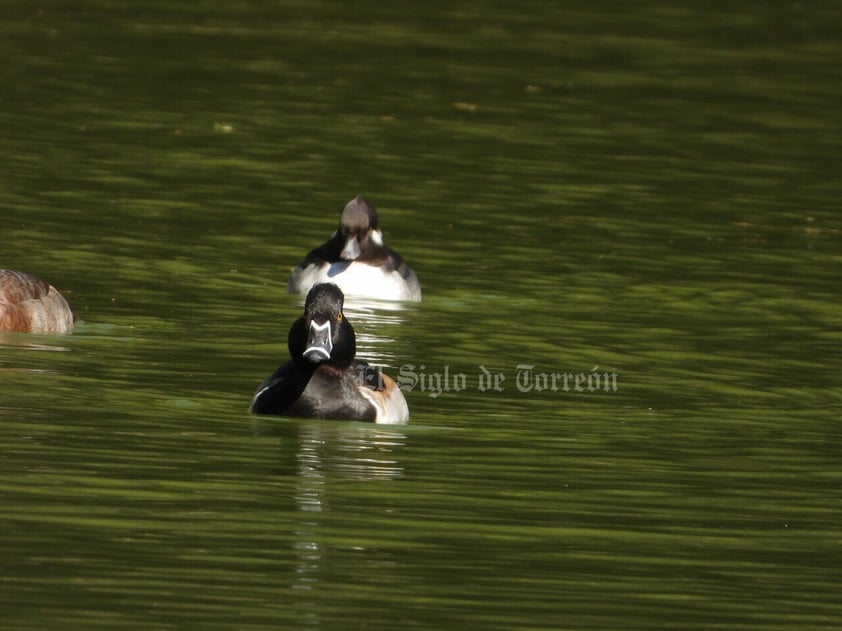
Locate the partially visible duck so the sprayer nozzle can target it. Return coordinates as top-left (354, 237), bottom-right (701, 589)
top-left (250, 282), bottom-right (409, 423)
top-left (0, 269), bottom-right (75, 334)
top-left (288, 195), bottom-right (421, 302)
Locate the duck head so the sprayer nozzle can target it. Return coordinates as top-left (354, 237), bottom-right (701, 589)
top-left (289, 283), bottom-right (356, 367)
top-left (337, 195), bottom-right (384, 261)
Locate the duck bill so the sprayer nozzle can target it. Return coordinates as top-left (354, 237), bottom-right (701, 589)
top-left (303, 320), bottom-right (333, 363)
top-left (340, 236), bottom-right (361, 260)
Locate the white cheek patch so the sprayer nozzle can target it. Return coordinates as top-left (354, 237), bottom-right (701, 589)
top-left (341, 236), bottom-right (361, 260)
top-left (371, 229), bottom-right (384, 247)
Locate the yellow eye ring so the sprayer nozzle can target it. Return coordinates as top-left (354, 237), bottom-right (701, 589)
top-left (337, 313), bottom-right (343, 321)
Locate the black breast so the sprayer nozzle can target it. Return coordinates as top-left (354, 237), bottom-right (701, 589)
top-left (286, 366), bottom-right (377, 421)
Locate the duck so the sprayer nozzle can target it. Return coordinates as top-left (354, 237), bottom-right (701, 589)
top-left (287, 195), bottom-right (421, 302)
top-left (0, 269), bottom-right (75, 334)
top-left (250, 282), bottom-right (409, 423)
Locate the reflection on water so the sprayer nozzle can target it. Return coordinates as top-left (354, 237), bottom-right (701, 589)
top-left (290, 421), bottom-right (405, 599)
top-left (295, 421), bottom-right (406, 483)
top-left (0, 333), bottom-right (71, 380)
top-left (0, 335), bottom-right (72, 354)
top-left (342, 299), bottom-right (414, 367)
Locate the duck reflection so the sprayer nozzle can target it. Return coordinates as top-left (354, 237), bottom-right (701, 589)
top-left (0, 335), bottom-right (72, 354)
top-left (285, 421), bottom-right (407, 596)
top-left (0, 333), bottom-right (72, 377)
top-left (295, 421), bottom-right (406, 485)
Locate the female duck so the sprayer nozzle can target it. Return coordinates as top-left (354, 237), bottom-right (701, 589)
top-left (250, 282), bottom-right (409, 423)
top-left (287, 195), bottom-right (421, 302)
top-left (0, 269), bottom-right (75, 334)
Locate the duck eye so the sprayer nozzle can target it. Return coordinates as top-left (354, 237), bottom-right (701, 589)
top-left (337, 313), bottom-right (343, 321)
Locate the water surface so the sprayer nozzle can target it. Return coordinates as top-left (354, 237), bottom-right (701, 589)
top-left (1, 2), bottom-right (841, 629)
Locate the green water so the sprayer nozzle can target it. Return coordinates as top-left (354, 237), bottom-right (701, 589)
top-left (2, 2), bottom-right (841, 629)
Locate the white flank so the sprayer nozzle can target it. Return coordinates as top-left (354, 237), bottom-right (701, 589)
top-left (294, 262), bottom-right (418, 302)
top-left (359, 385), bottom-right (409, 424)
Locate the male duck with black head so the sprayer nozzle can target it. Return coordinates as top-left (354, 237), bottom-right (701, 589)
top-left (250, 283), bottom-right (409, 423)
top-left (0, 269), bottom-right (75, 334)
top-left (288, 195), bottom-right (421, 302)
